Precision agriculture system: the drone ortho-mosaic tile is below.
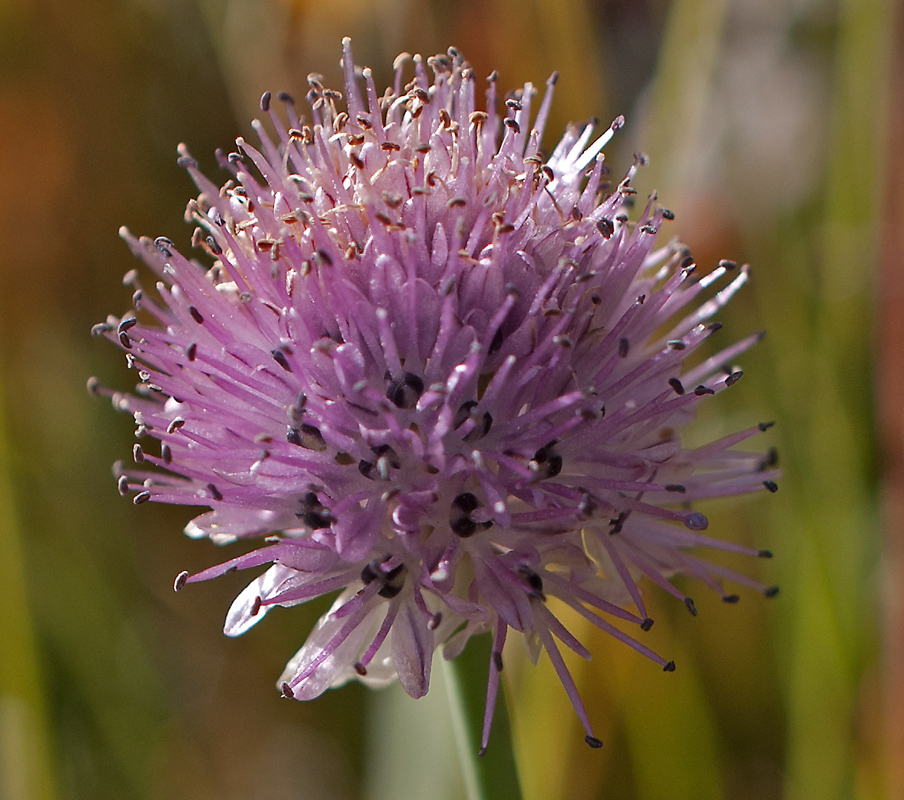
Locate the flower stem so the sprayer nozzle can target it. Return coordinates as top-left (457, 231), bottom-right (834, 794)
top-left (441, 636), bottom-right (523, 800)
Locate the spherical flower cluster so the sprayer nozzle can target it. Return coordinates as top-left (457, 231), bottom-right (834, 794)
top-left (93, 40), bottom-right (778, 752)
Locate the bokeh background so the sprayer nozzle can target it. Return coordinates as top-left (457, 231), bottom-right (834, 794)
top-left (1, 0), bottom-right (900, 798)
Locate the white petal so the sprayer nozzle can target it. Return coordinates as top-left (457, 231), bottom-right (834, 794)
top-left (279, 588), bottom-right (382, 700)
top-left (391, 601), bottom-right (434, 699)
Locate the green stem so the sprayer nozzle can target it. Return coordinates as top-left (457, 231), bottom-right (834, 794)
top-left (442, 636), bottom-right (523, 800)
top-left (441, 657), bottom-right (486, 800)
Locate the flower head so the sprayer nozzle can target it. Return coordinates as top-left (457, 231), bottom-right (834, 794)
top-left (93, 40), bottom-right (777, 751)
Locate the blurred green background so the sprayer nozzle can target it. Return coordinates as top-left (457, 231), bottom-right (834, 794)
top-left (0, 0), bottom-right (900, 797)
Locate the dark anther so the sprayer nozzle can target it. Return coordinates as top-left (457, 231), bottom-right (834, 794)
top-left (765, 586), bottom-right (780, 598)
top-left (117, 317), bottom-right (137, 335)
top-left (718, 259), bottom-right (738, 270)
top-left (662, 209), bottom-right (675, 220)
top-left (91, 322), bottom-right (111, 336)
top-left (428, 612), bottom-right (443, 630)
top-left (722, 594), bottom-right (740, 604)
top-left (684, 597), bottom-right (698, 616)
top-left (207, 483), bottom-right (223, 501)
top-left (133, 491), bottom-right (151, 505)
top-left (517, 565), bottom-right (545, 598)
top-left (610, 511), bottom-right (627, 534)
top-left (354, 662), bottom-right (367, 676)
top-left (287, 423), bottom-right (326, 451)
top-left (250, 596), bottom-right (263, 616)
top-left (469, 410), bottom-right (494, 440)
top-left (684, 512), bottom-right (708, 531)
top-left (763, 480), bottom-right (779, 493)
top-left (680, 255), bottom-right (695, 269)
top-left (758, 549), bottom-right (773, 559)
top-left (669, 377), bottom-right (685, 395)
top-left (450, 492), bottom-right (485, 538)
top-left (454, 401), bottom-right (493, 441)
top-left (596, 218), bottom-right (615, 238)
top-left (585, 735), bottom-right (603, 749)
top-left (154, 237), bottom-right (174, 256)
top-left (452, 493), bottom-right (480, 513)
top-left (618, 337), bottom-right (630, 358)
top-left (668, 340), bottom-right (686, 350)
top-left (532, 442), bottom-right (563, 478)
top-left (492, 651), bottom-right (504, 672)
top-left (185, 342), bottom-right (197, 361)
top-left (725, 371), bottom-right (743, 386)
top-left (280, 681), bottom-right (295, 698)
top-left (361, 557), bottom-right (407, 597)
top-left (260, 91), bottom-right (271, 112)
top-left (174, 571), bottom-right (189, 592)
top-left (758, 421), bottom-right (775, 432)
top-left (760, 447), bottom-right (779, 470)
top-left (360, 561), bottom-right (378, 585)
top-left (119, 331), bottom-right (132, 348)
top-left (378, 582), bottom-right (402, 599)
top-left (693, 385), bottom-right (715, 396)
top-left (489, 327), bottom-right (504, 354)
top-left (366, 444), bottom-right (401, 480)
top-left (167, 418), bottom-right (185, 434)
top-left (189, 306), bottom-right (204, 324)
top-left (132, 444), bottom-right (144, 463)
top-left (665, 484), bottom-right (686, 493)
top-left (161, 444), bottom-right (172, 464)
top-left (386, 372), bottom-right (424, 409)
top-left (641, 617), bottom-right (654, 631)
top-left (117, 475), bottom-right (129, 495)
top-left (299, 491), bottom-right (331, 529)
top-left (663, 661), bottom-right (676, 672)
top-left (205, 236), bottom-right (222, 255)
top-left (271, 349), bottom-right (292, 372)
top-left (454, 400), bottom-right (478, 428)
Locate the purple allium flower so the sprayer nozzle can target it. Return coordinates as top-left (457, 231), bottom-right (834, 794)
top-left (93, 40), bottom-right (778, 752)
